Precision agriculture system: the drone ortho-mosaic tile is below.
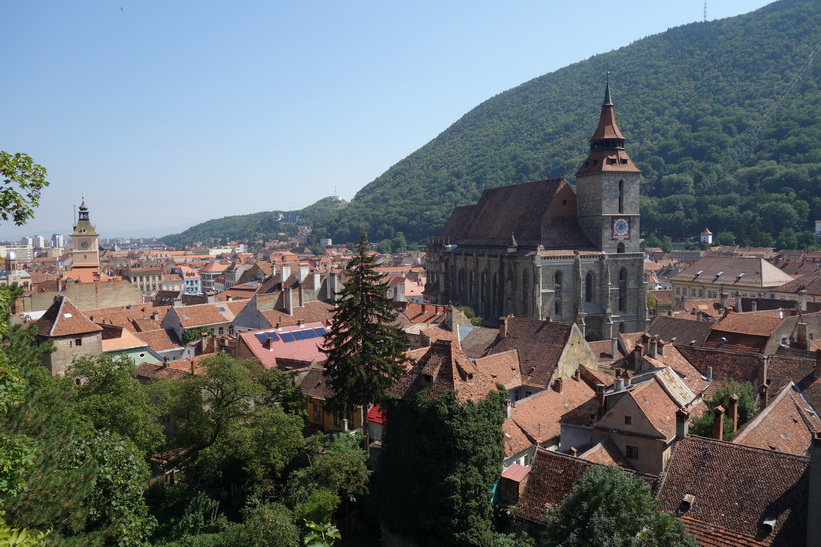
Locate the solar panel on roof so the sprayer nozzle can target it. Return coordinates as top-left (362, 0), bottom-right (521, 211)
top-left (280, 332), bottom-right (295, 343)
top-left (292, 330), bottom-right (307, 341)
top-left (254, 334), bottom-right (268, 344)
top-left (313, 327), bottom-right (328, 336)
top-left (265, 332), bottom-right (280, 342)
top-left (304, 330), bottom-right (318, 339)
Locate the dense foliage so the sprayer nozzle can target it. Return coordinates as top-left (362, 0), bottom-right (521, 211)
top-left (307, 0), bottom-right (821, 246)
top-left (690, 380), bottom-right (758, 441)
top-left (375, 388), bottom-right (507, 546)
top-left (543, 465), bottom-right (696, 546)
top-left (321, 233), bottom-right (407, 416)
top-left (158, 196), bottom-right (348, 247)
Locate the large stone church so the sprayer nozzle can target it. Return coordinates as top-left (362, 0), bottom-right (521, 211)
top-left (424, 83), bottom-right (648, 339)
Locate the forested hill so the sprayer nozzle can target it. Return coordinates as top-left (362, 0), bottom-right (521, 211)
top-left (313, 0), bottom-right (821, 249)
top-left (158, 196), bottom-right (347, 247)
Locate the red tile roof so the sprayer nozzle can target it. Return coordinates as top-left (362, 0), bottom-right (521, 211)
top-left (507, 378), bottom-right (595, 447)
top-left (37, 296), bottom-right (102, 337)
top-left (656, 436), bottom-right (809, 546)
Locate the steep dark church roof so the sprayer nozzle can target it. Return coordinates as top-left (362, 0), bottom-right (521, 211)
top-left (438, 178), bottom-right (595, 250)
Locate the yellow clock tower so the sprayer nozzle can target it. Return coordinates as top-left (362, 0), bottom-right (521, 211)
top-left (70, 199), bottom-right (101, 276)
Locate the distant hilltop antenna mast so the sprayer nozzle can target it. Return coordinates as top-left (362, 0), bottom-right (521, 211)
top-left (703, 0), bottom-right (707, 22)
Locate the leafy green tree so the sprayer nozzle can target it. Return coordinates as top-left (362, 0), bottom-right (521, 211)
top-left (375, 388), bottom-right (507, 546)
top-left (285, 433), bottom-right (369, 524)
top-left (157, 353), bottom-right (304, 497)
top-left (543, 465), bottom-right (695, 546)
top-left (456, 305), bottom-right (484, 327)
top-left (0, 152), bottom-right (49, 226)
top-left (66, 354), bottom-right (164, 456)
top-left (321, 233), bottom-right (407, 421)
top-left (220, 502), bottom-right (300, 547)
top-left (715, 231), bottom-right (736, 246)
top-left (690, 380), bottom-right (757, 441)
top-left (181, 327), bottom-right (210, 344)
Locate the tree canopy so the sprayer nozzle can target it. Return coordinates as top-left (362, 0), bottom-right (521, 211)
top-left (543, 465), bottom-right (695, 546)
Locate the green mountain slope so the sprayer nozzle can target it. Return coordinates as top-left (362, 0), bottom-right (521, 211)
top-left (313, 0), bottom-right (821, 248)
top-left (158, 196), bottom-right (347, 247)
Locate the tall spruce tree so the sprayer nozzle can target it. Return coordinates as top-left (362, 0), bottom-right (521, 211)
top-left (321, 232), bottom-right (406, 425)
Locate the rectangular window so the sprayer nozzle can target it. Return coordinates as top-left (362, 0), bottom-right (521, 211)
top-left (698, 289), bottom-right (703, 298)
top-left (624, 415), bottom-right (632, 425)
top-left (75, 338), bottom-right (82, 347)
top-left (691, 288), bottom-right (696, 297)
top-left (676, 287), bottom-right (680, 295)
top-left (313, 405), bottom-right (321, 423)
top-left (218, 327), bottom-right (224, 335)
top-left (626, 445), bottom-right (639, 459)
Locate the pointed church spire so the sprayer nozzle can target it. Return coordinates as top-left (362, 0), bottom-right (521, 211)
top-left (603, 72), bottom-right (613, 106)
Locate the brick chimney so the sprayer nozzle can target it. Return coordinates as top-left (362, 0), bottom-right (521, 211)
top-left (500, 316), bottom-right (510, 338)
top-left (751, 300), bottom-right (758, 312)
top-left (676, 409), bottom-right (690, 441)
top-left (633, 343), bottom-right (644, 371)
top-left (611, 337), bottom-right (619, 359)
top-left (657, 339), bottom-right (666, 356)
top-left (800, 290), bottom-right (808, 312)
top-left (712, 405), bottom-right (725, 440)
top-left (728, 394), bottom-right (739, 434)
top-left (553, 378), bottom-right (563, 394)
top-left (648, 336), bottom-right (657, 359)
top-left (815, 349), bottom-right (821, 378)
top-left (720, 292), bottom-right (729, 309)
top-left (759, 384), bottom-right (769, 409)
top-left (596, 384), bottom-right (606, 417)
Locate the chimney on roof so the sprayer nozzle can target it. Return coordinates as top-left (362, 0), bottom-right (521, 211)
top-left (161, 357), bottom-right (168, 369)
top-left (676, 409), bottom-right (690, 441)
top-left (736, 293), bottom-right (743, 313)
top-left (657, 339), bottom-right (666, 356)
top-left (720, 292), bottom-right (729, 309)
top-left (611, 337), bottom-right (619, 359)
top-left (152, 311), bottom-right (159, 321)
top-left (800, 290), bottom-right (808, 312)
top-left (728, 394), bottom-right (739, 434)
top-left (298, 263), bottom-right (309, 284)
top-left (596, 383), bottom-right (606, 417)
top-left (751, 300), bottom-right (758, 312)
top-left (712, 405), bottom-right (725, 440)
top-left (569, 447), bottom-right (578, 457)
top-left (799, 322), bottom-right (810, 350)
top-left (648, 336), bottom-right (657, 359)
top-left (792, 308), bottom-right (800, 317)
top-left (280, 265), bottom-right (291, 284)
top-left (284, 288), bottom-right (293, 316)
top-left (681, 293), bottom-right (688, 311)
top-left (614, 377), bottom-right (625, 392)
top-left (505, 399), bottom-right (511, 419)
top-left (553, 378), bottom-right (563, 394)
top-left (759, 384), bottom-right (769, 409)
top-left (632, 344), bottom-right (643, 371)
top-left (500, 316), bottom-right (509, 338)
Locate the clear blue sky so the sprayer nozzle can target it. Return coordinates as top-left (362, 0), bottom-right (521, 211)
top-left (1, 0), bottom-right (775, 240)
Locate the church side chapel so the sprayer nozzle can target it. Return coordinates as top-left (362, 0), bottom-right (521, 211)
top-left (424, 82), bottom-right (647, 339)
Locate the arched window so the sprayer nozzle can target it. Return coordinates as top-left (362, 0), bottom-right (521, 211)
top-left (618, 268), bottom-right (627, 311)
top-left (618, 180), bottom-right (625, 214)
top-left (585, 272), bottom-right (594, 303)
top-left (617, 242), bottom-right (625, 254)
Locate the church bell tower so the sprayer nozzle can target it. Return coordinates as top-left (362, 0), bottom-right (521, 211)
top-left (575, 81), bottom-right (641, 254)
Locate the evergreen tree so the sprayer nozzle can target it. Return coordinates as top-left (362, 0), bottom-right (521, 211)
top-left (543, 465), bottom-right (695, 546)
top-left (375, 388), bottom-right (507, 546)
top-left (321, 232), bottom-right (407, 421)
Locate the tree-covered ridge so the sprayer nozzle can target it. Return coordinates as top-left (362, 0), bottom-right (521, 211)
top-left (312, 0), bottom-right (821, 246)
top-left (158, 196), bottom-right (348, 247)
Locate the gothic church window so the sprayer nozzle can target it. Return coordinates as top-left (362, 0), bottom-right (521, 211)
top-left (585, 272), bottom-right (594, 303)
top-left (618, 268), bottom-right (627, 312)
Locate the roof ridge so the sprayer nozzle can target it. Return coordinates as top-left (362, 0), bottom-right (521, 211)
top-left (685, 434), bottom-right (810, 462)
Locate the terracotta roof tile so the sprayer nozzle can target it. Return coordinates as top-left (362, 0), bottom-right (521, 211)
top-left (392, 340), bottom-right (499, 403)
top-left (258, 300), bottom-right (335, 328)
top-left (577, 437), bottom-right (635, 470)
top-left (238, 322), bottom-right (328, 370)
top-left (657, 436), bottom-right (809, 546)
top-left (133, 329), bottom-right (183, 353)
top-left (507, 378), bottom-right (595, 446)
top-left (486, 318), bottom-right (576, 389)
top-left (475, 350), bottom-right (521, 391)
top-left (733, 382), bottom-right (821, 456)
top-left (37, 296), bottom-right (102, 337)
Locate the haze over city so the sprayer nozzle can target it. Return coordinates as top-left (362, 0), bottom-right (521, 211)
top-left (2, 0), bottom-right (774, 240)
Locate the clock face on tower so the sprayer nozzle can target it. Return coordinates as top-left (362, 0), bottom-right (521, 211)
top-left (612, 217), bottom-right (630, 240)
top-left (80, 241), bottom-right (89, 248)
